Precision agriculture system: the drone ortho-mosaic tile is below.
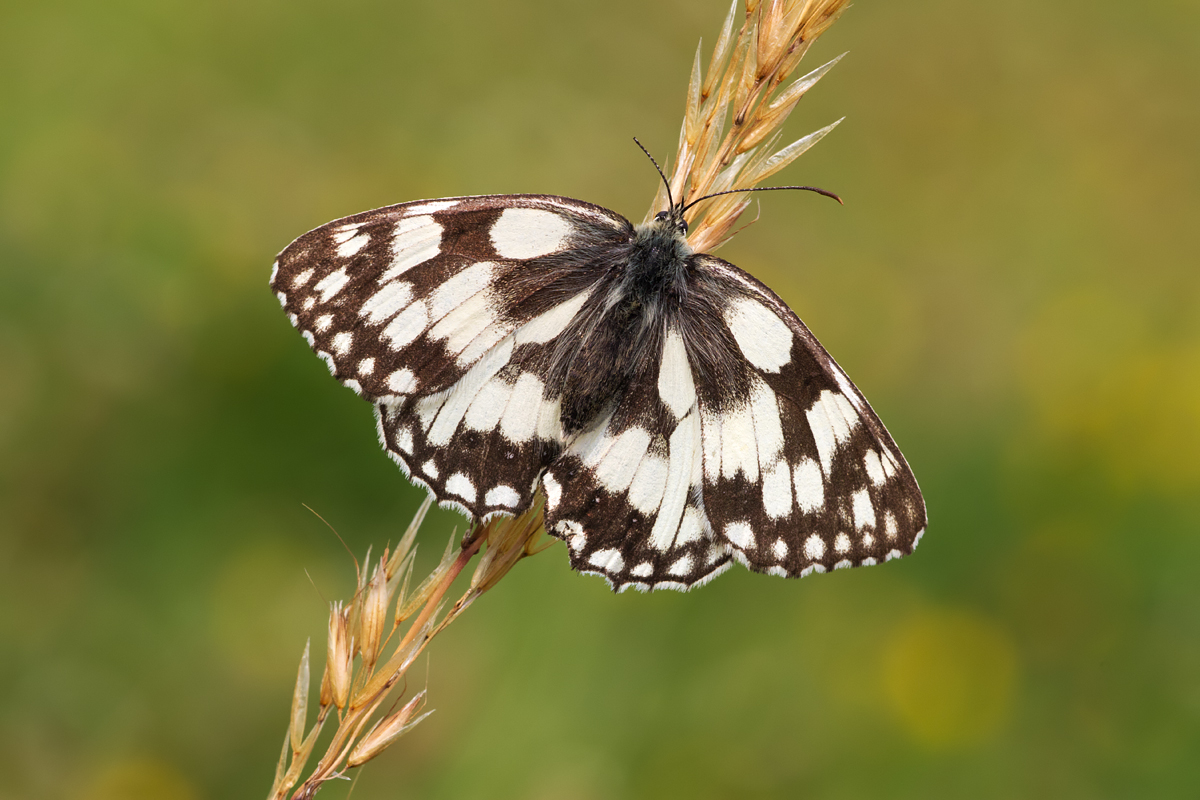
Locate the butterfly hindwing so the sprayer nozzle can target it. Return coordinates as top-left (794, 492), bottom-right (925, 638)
top-left (541, 327), bottom-right (733, 591)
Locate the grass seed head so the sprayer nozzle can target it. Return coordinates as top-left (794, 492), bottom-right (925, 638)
top-left (326, 601), bottom-right (352, 711)
top-left (346, 691), bottom-right (433, 767)
top-left (359, 562), bottom-right (389, 670)
top-left (649, 0), bottom-right (850, 254)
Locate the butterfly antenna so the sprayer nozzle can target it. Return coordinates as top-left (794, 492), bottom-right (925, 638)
top-left (680, 184), bottom-right (843, 214)
top-left (632, 137), bottom-right (675, 212)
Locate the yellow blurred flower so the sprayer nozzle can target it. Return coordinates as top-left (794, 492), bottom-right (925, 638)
top-left (882, 607), bottom-right (1018, 748)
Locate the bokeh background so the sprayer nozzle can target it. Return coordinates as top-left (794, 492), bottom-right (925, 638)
top-left (2, 0), bottom-right (1198, 797)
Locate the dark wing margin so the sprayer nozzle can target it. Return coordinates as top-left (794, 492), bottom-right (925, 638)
top-left (688, 254), bottom-right (927, 578)
top-left (271, 194), bottom-right (633, 520)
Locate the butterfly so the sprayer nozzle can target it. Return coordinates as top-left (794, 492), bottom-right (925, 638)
top-left (271, 186), bottom-right (926, 591)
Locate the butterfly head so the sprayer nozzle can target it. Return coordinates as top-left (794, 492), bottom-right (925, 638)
top-left (653, 208), bottom-right (689, 238)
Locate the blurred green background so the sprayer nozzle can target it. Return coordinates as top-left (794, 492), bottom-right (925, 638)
top-left (2, 0), bottom-right (1198, 797)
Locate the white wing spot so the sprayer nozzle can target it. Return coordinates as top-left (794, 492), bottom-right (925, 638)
top-left (500, 372), bottom-right (545, 443)
top-left (806, 390), bottom-right (858, 475)
top-left (536, 397), bottom-right (561, 441)
top-left (749, 379), bottom-right (784, 466)
top-left (648, 410), bottom-right (700, 551)
top-left (631, 562), bottom-right (654, 578)
top-left (425, 337), bottom-right (515, 446)
top-left (405, 199), bottom-right (458, 215)
top-left (301, 297), bottom-right (315, 311)
top-left (884, 511), bottom-right (898, 540)
top-left (384, 216), bottom-right (442, 281)
top-left (557, 519), bottom-right (584, 549)
top-left (383, 299), bottom-right (429, 350)
top-left (724, 296), bottom-right (793, 372)
top-left (724, 521), bottom-right (754, 550)
top-left (701, 409), bottom-right (722, 482)
top-left (543, 473), bottom-right (562, 509)
top-left (657, 328), bottom-right (696, 418)
top-left (464, 378), bottom-right (514, 433)
top-left (429, 288), bottom-right (500, 359)
top-left (358, 357), bottom-right (375, 376)
top-left (429, 262), bottom-right (495, 320)
top-left (386, 369), bottom-right (417, 394)
top-left (668, 555), bottom-right (693, 576)
top-left (793, 458), bottom-right (825, 513)
top-left (772, 538), bottom-right (788, 560)
top-left (762, 460), bottom-right (792, 519)
top-left (851, 488), bottom-right (877, 530)
top-left (628, 453), bottom-right (669, 515)
top-left (862, 532), bottom-right (875, 549)
top-left (718, 403), bottom-right (758, 482)
top-left (882, 450), bottom-right (899, 479)
top-left (834, 532), bottom-right (851, 554)
top-left (336, 232), bottom-right (370, 258)
top-left (395, 426), bottom-right (413, 454)
top-left (863, 449), bottom-right (887, 485)
top-left (591, 426), bottom-right (651, 494)
top-left (292, 268), bottom-right (315, 289)
top-left (360, 281), bottom-right (413, 324)
top-left (515, 288), bottom-right (594, 345)
top-left (588, 548), bottom-right (625, 573)
top-left (676, 507), bottom-right (705, 545)
top-left (803, 534), bottom-right (825, 561)
top-left (490, 207), bottom-right (573, 260)
top-left (484, 485), bottom-right (520, 508)
top-left (421, 460), bottom-right (439, 479)
top-left (331, 331), bottom-right (352, 355)
top-left (314, 268), bottom-right (350, 303)
top-left (314, 314), bottom-right (333, 333)
top-left (446, 472), bottom-right (477, 503)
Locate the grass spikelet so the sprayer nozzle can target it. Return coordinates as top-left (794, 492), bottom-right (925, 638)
top-left (646, 0), bottom-right (850, 253)
top-left (266, 500), bottom-right (549, 800)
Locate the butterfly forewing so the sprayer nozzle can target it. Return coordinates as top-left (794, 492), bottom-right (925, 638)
top-left (272, 195), bottom-right (634, 518)
top-left (692, 256), bottom-right (926, 576)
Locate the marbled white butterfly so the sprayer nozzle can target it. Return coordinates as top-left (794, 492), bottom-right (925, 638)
top-left (271, 184), bottom-right (926, 591)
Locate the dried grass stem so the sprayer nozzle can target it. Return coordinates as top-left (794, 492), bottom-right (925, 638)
top-left (267, 500), bottom-right (547, 800)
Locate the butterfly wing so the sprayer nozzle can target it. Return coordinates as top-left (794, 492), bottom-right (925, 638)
top-left (273, 192), bottom-right (925, 590)
top-left (538, 251), bottom-right (925, 591)
top-left (271, 194), bottom-right (633, 518)
top-left (541, 325), bottom-right (733, 591)
top-left (691, 254), bottom-right (927, 576)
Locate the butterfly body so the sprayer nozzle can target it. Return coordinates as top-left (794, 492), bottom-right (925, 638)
top-left (272, 193), bottom-right (926, 591)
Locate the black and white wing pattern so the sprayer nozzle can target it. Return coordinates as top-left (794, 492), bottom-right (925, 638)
top-left (539, 254), bottom-right (925, 590)
top-left (691, 256), bottom-right (925, 580)
top-left (272, 195), bottom-right (629, 519)
top-left (272, 193), bottom-right (926, 592)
